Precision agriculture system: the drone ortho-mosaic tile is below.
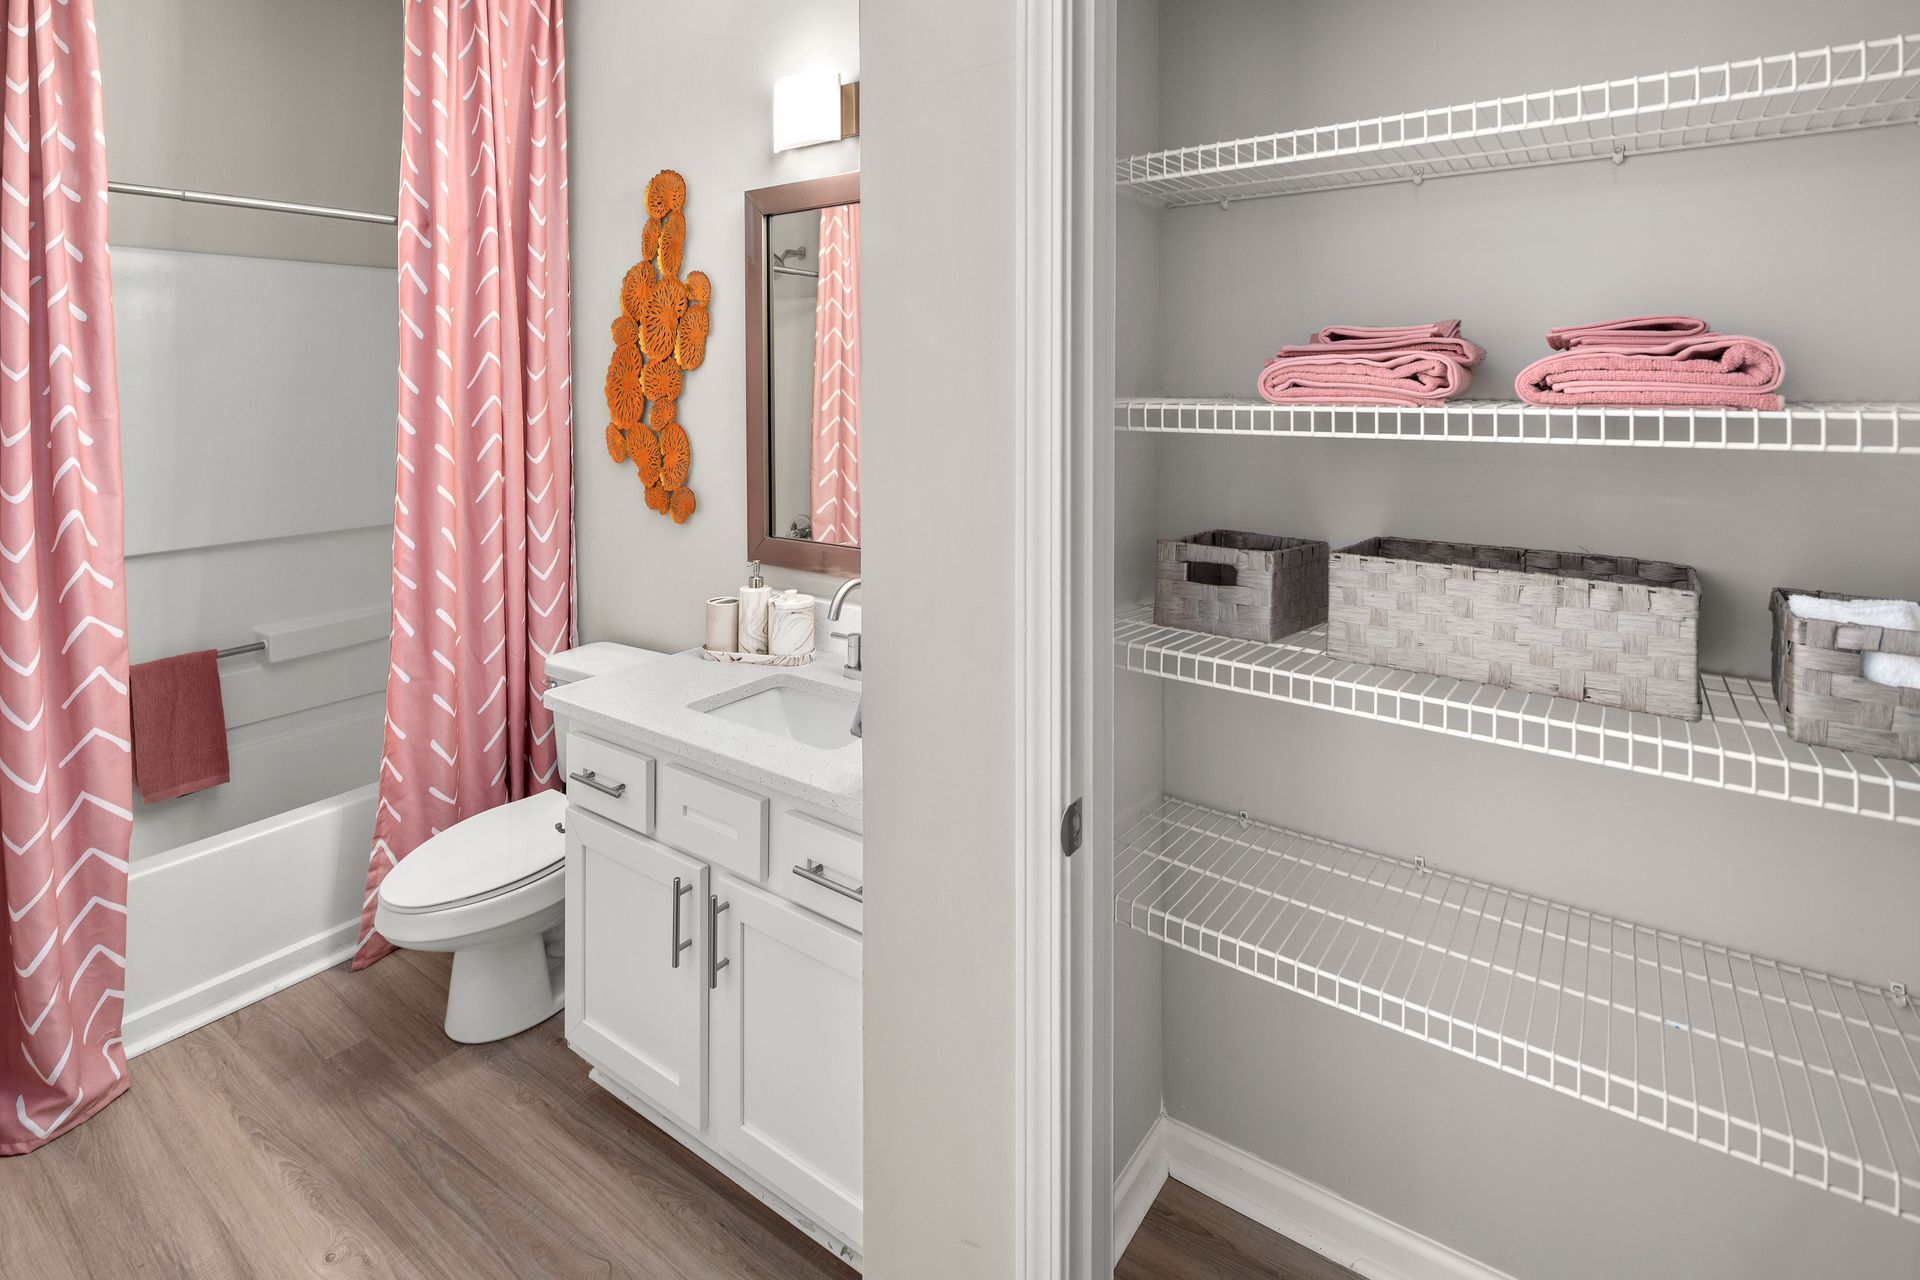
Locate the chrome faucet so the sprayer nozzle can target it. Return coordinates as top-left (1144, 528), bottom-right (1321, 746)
top-left (828, 578), bottom-right (862, 679)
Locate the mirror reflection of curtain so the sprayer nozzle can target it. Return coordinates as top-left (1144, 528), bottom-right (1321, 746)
top-left (809, 205), bottom-right (860, 544)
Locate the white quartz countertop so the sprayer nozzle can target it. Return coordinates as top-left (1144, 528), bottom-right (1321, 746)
top-left (543, 650), bottom-right (863, 820)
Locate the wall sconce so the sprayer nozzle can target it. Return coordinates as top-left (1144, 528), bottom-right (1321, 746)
top-left (772, 69), bottom-right (859, 152)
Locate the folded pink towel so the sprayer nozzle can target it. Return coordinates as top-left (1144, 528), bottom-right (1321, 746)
top-left (1259, 351), bottom-right (1475, 407)
top-left (1546, 315), bottom-right (1712, 351)
top-left (1278, 320), bottom-right (1486, 366)
top-left (1515, 334), bottom-right (1786, 410)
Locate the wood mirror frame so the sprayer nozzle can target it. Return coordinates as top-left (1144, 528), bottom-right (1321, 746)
top-left (744, 171), bottom-right (860, 577)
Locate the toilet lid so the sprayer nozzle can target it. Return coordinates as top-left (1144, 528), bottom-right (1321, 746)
top-left (379, 790), bottom-right (569, 914)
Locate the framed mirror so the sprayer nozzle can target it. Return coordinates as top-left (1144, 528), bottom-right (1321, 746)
top-left (745, 172), bottom-right (860, 576)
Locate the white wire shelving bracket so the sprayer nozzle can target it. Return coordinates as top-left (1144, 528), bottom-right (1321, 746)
top-left (1117, 797), bottom-right (1920, 1224)
top-left (1115, 398), bottom-right (1920, 454)
top-left (1115, 608), bottom-right (1920, 828)
top-left (1117, 33), bottom-right (1920, 206)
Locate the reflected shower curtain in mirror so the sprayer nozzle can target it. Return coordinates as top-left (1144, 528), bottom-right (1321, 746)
top-left (810, 205), bottom-right (860, 545)
top-left (0, 0), bottom-right (134, 1152)
top-left (356, 0), bottom-right (574, 967)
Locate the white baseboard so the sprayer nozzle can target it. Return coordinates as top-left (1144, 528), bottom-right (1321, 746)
top-left (1113, 1115), bottom-right (1514, 1280)
top-left (1111, 1112), bottom-right (1171, 1263)
top-left (123, 926), bottom-right (358, 1057)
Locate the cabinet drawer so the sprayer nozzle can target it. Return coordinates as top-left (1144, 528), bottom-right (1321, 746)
top-left (771, 809), bottom-right (863, 933)
top-left (566, 733), bottom-right (656, 834)
top-left (658, 764), bottom-right (768, 881)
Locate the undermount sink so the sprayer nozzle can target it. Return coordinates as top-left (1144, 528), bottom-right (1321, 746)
top-left (705, 684), bottom-right (857, 750)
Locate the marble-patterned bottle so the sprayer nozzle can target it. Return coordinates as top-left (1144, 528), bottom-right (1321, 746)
top-left (739, 561), bottom-right (772, 654)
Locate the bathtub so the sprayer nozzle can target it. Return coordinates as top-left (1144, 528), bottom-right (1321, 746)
top-left (123, 784), bottom-right (378, 1056)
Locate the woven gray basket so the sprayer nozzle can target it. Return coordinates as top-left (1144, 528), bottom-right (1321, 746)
top-left (1770, 588), bottom-right (1920, 762)
top-left (1329, 536), bottom-right (1703, 720)
top-left (1156, 530), bottom-right (1328, 643)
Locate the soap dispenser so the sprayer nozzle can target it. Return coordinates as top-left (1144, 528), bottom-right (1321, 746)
top-left (739, 561), bottom-right (772, 654)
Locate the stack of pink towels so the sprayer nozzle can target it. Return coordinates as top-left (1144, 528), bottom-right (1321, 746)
top-left (1514, 315), bottom-right (1785, 410)
top-left (1256, 321), bottom-right (1484, 408)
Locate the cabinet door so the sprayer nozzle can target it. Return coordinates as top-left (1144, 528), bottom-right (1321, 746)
top-left (709, 874), bottom-right (863, 1251)
top-left (565, 808), bottom-right (708, 1130)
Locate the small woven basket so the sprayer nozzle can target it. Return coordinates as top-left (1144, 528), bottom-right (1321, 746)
top-left (1329, 536), bottom-right (1703, 720)
top-left (1155, 530), bottom-right (1329, 643)
top-left (1770, 588), bottom-right (1920, 762)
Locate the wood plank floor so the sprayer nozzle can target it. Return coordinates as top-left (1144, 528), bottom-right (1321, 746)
top-left (0, 949), bottom-right (858, 1280)
top-left (1118, 1178), bottom-right (1363, 1280)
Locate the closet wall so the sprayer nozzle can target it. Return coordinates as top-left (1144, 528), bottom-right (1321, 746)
top-left (1114, 3), bottom-right (1920, 1277)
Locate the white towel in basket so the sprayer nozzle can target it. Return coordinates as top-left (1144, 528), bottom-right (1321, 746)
top-left (1788, 594), bottom-right (1920, 690)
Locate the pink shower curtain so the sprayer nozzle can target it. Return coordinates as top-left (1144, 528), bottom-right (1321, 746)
top-left (810, 205), bottom-right (860, 544)
top-left (356, 0), bottom-right (573, 967)
top-left (1, 0), bottom-right (134, 1152)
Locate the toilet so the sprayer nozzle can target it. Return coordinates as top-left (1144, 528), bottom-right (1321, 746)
top-left (373, 642), bottom-right (664, 1043)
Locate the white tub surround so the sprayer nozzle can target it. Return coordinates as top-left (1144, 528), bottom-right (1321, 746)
top-left (544, 649), bottom-right (864, 1267)
top-left (124, 786), bottom-right (377, 1056)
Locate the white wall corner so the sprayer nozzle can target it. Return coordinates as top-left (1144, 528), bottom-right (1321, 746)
top-left (1114, 1115), bottom-right (1515, 1280)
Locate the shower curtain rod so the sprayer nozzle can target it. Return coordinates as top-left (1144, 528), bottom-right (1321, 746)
top-left (109, 181), bottom-right (398, 226)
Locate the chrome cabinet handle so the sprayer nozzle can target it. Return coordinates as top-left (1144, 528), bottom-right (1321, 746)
top-left (709, 895), bottom-right (730, 990)
top-left (669, 876), bottom-right (693, 969)
top-left (794, 860), bottom-right (863, 902)
top-left (569, 768), bottom-right (627, 799)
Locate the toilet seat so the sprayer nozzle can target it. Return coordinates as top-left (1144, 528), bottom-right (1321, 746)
top-left (379, 789), bottom-right (569, 915)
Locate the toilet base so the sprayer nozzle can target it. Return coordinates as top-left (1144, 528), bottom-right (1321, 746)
top-left (443, 931), bottom-right (564, 1044)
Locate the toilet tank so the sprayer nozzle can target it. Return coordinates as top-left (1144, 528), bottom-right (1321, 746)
top-left (545, 642), bottom-right (666, 774)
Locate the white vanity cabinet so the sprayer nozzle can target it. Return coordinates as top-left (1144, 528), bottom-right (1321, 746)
top-left (710, 873), bottom-right (863, 1248)
top-left (564, 809), bottom-right (709, 1130)
top-left (561, 731), bottom-right (863, 1260)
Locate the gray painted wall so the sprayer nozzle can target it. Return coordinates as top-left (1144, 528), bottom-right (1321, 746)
top-left (97, 0), bottom-right (399, 268)
top-left (1118, 2), bottom-right (1920, 1276)
top-left (862, 0), bottom-right (1021, 1273)
top-left (568, 0), bottom-right (859, 654)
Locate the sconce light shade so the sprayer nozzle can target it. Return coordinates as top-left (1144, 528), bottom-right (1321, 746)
top-left (773, 69), bottom-right (847, 152)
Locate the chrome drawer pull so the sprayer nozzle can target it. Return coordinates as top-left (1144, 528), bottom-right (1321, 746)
top-left (669, 876), bottom-right (693, 969)
top-left (795, 860), bottom-right (863, 902)
top-left (569, 768), bottom-right (627, 799)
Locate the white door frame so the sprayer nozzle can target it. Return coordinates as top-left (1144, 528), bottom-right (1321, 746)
top-left (1013, 0), bottom-right (1113, 1276)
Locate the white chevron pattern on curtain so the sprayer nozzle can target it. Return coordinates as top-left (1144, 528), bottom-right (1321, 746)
top-left (809, 204), bottom-right (859, 545)
top-left (0, 0), bottom-right (135, 1152)
top-left (356, 0), bottom-right (574, 968)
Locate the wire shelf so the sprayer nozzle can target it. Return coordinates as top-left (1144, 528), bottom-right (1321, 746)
top-left (1116, 609), bottom-right (1920, 828)
top-left (1118, 33), bottom-right (1920, 206)
top-left (1116, 398), bottom-right (1920, 454)
top-left (1117, 797), bottom-right (1920, 1224)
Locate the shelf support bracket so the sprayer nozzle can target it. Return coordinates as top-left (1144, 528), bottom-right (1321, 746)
top-left (1894, 981), bottom-right (1910, 1010)
top-left (1408, 165), bottom-right (1425, 187)
top-left (1610, 143), bottom-right (1628, 166)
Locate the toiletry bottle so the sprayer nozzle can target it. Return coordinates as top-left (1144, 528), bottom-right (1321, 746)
top-left (771, 588), bottom-right (817, 658)
top-left (739, 561), bottom-right (772, 655)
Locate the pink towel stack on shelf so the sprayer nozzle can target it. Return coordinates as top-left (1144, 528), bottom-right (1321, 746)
top-left (1515, 314), bottom-right (1786, 410)
top-left (1257, 320), bottom-right (1484, 408)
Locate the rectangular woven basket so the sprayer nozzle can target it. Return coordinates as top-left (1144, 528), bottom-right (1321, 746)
top-left (1155, 530), bottom-right (1328, 644)
top-left (1329, 536), bottom-right (1703, 720)
top-left (1770, 588), bottom-right (1920, 762)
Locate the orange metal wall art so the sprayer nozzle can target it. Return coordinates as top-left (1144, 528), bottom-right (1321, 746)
top-left (605, 169), bottom-right (708, 524)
